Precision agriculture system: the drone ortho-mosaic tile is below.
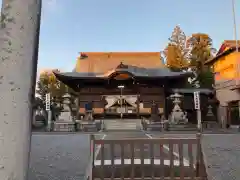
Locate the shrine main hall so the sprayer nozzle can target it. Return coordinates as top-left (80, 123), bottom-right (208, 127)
top-left (54, 52), bottom-right (215, 122)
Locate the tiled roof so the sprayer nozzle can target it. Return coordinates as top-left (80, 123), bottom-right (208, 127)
top-left (205, 47), bottom-right (239, 65)
top-left (216, 40), bottom-right (240, 55)
top-left (74, 52), bottom-right (164, 73)
top-left (54, 63), bottom-right (192, 79)
top-left (205, 40), bottom-right (240, 65)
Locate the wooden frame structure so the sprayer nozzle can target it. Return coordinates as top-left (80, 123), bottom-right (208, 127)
top-left (86, 134), bottom-right (207, 180)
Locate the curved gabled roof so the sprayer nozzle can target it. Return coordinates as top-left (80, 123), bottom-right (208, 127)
top-left (54, 63), bottom-right (193, 80)
top-left (53, 63), bottom-right (193, 90)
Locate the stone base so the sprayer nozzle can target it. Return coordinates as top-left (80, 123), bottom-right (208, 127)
top-left (53, 122), bottom-right (75, 132)
top-left (79, 121), bottom-right (102, 132)
top-left (141, 119), bottom-right (164, 131)
top-left (166, 123), bottom-right (197, 131)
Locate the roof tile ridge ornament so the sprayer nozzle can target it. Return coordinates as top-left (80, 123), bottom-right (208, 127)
top-left (79, 52), bottom-right (88, 59)
top-left (116, 62), bottom-right (128, 69)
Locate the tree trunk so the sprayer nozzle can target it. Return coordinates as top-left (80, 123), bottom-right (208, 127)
top-left (0, 0), bottom-right (41, 180)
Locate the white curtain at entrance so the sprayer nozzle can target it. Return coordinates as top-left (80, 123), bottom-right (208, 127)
top-left (105, 95), bottom-right (138, 108)
top-left (123, 96), bottom-right (137, 108)
top-left (105, 96), bottom-right (120, 108)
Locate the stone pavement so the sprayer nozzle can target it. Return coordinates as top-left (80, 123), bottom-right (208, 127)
top-left (201, 134), bottom-right (240, 180)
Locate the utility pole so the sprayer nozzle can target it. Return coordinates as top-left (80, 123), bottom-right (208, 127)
top-left (232, 0), bottom-right (240, 130)
top-left (232, 0), bottom-right (240, 87)
top-left (0, 0), bottom-right (41, 180)
top-left (232, 0), bottom-right (238, 52)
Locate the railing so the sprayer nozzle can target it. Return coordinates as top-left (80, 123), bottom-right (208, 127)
top-left (87, 134), bottom-right (207, 180)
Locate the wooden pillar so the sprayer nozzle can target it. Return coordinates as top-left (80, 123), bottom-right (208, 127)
top-left (136, 95), bottom-right (140, 118)
top-left (77, 92), bottom-right (81, 120)
top-left (0, 0), bottom-right (41, 180)
top-left (101, 95), bottom-right (107, 118)
top-left (135, 84), bottom-right (140, 118)
top-left (163, 87), bottom-right (167, 119)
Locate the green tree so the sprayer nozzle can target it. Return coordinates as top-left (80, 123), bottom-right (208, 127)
top-left (66, 87), bottom-right (78, 117)
top-left (33, 97), bottom-right (44, 110)
top-left (187, 33), bottom-right (216, 72)
top-left (187, 33), bottom-right (216, 88)
top-left (163, 26), bottom-right (190, 71)
top-left (36, 69), bottom-right (67, 109)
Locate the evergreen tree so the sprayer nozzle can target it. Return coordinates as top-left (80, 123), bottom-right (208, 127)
top-left (163, 26), bottom-right (190, 71)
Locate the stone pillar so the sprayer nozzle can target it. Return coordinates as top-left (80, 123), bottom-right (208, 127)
top-left (0, 0), bottom-right (41, 180)
top-left (217, 102), bottom-right (228, 128)
top-left (238, 101), bottom-right (240, 123)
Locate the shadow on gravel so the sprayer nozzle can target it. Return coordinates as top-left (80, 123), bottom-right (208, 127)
top-left (28, 134), bottom-right (90, 180)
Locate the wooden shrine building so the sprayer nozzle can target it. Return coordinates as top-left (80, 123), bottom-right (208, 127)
top-left (54, 52), bottom-right (217, 122)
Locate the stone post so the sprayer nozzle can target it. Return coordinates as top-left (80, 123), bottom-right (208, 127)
top-left (217, 102), bottom-right (228, 128)
top-left (0, 0), bottom-right (41, 180)
top-left (238, 101), bottom-right (240, 131)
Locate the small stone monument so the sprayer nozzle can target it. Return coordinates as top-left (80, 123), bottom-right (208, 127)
top-left (206, 105), bottom-right (214, 117)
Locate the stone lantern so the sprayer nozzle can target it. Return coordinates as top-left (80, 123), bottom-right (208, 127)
top-left (168, 92), bottom-right (188, 125)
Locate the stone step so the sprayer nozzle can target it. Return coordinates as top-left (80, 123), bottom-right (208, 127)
top-left (103, 119), bottom-right (141, 130)
top-left (104, 124), bottom-right (137, 129)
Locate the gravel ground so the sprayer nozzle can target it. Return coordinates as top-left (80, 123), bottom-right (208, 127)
top-left (201, 134), bottom-right (240, 180)
top-left (28, 134), bottom-right (92, 180)
top-left (28, 131), bottom-right (240, 180)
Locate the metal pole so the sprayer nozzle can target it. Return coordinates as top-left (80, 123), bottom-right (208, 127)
top-left (232, 0), bottom-right (240, 130)
top-left (120, 87), bottom-right (123, 119)
top-left (232, 0), bottom-right (240, 87)
top-left (0, 0), bottom-right (41, 180)
top-left (232, 0), bottom-right (238, 52)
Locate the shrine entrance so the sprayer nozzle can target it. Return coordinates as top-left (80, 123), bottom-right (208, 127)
top-left (53, 60), bottom-right (194, 132)
top-left (104, 94), bottom-right (139, 119)
top-left (101, 85), bottom-right (142, 131)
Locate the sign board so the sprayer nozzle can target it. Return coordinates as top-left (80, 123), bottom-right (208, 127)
top-left (45, 93), bottom-right (51, 111)
top-left (128, 110), bottom-right (133, 113)
top-left (193, 91), bottom-right (200, 110)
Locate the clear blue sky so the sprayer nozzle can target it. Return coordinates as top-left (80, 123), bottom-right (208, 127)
top-left (1, 0), bottom-right (240, 73)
